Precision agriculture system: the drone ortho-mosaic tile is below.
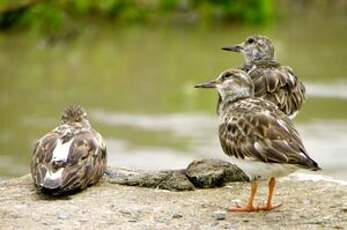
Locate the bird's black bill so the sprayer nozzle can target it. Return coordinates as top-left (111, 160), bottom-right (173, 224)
top-left (194, 81), bottom-right (217, 89)
top-left (222, 45), bottom-right (243, 52)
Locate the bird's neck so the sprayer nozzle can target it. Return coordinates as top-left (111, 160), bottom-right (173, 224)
top-left (218, 92), bottom-right (251, 116)
top-left (244, 59), bottom-right (278, 71)
top-left (63, 120), bottom-right (91, 129)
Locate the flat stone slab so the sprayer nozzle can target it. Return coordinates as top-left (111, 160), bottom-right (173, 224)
top-left (105, 159), bottom-right (249, 191)
top-left (0, 173), bottom-right (346, 229)
top-left (105, 168), bottom-right (196, 191)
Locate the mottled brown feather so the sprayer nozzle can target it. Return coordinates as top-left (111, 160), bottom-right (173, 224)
top-left (31, 108), bottom-right (107, 195)
top-left (242, 62), bottom-right (306, 117)
top-left (219, 98), bottom-right (318, 170)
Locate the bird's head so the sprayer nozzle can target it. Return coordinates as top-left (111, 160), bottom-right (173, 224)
top-left (222, 35), bottom-right (274, 64)
top-left (61, 105), bottom-right (90, 127)
top-left (194, 69), bottom-right (254, 100)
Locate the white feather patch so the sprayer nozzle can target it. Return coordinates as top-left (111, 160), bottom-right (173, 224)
top-left (277, 119), bottom-right (289, 133)
top-left (299, 152), bottom-right (308, 159)
top-left (51, 138), bottom-right (74, 162)
top-left (254, 142), bottom-right (264, 153)
top-left (44, 168), bottom-right (64, 181)
top-left (287, 72), bottom-right (296, 85)
top-left (289, 111), bottom-right (298, 119)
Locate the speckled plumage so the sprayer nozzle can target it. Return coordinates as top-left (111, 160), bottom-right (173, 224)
top-left (31, 105), bottom-right (107, 195)
top-left (195, 69), bottom-right (319, 211)
top-left (222, 35), bottom-right (306, 117)
top-left (218, 97), bottom-right (318, 173)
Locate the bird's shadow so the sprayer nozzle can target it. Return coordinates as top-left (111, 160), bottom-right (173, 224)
top-left (31, 186), bottom-right (81, 201)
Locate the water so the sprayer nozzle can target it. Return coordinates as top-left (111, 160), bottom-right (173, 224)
top-left (0, 14), bottom-right (346, 181)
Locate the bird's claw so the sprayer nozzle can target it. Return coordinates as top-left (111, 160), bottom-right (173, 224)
top-left (256, 202), bottom-right (283, 211)
top-left (234, 201), bottom-right (242, 208)
top-left (228, 202), bottom-right (283, 212)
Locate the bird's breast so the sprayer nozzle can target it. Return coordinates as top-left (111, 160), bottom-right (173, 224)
top-left (228, 157), bottom-right (299, 181)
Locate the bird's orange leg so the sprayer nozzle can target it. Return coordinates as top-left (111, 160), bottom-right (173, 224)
top-left (228, 181), bottom-right (258, 212)
top-left (257, 177), bottom-right (282, 211)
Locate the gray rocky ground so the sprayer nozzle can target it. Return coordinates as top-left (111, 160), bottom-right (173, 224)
top-left (0, 159), bottom-right (346, 230)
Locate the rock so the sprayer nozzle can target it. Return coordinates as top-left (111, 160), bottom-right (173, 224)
top-left (105, 168), bottom-right (169, 188)
top-left (213, 210), bottom-right (226, 220)
top-left (172, 213), bottom-right (183, 219)
top-left (186, 159), bottom-right (249, 188)
top-left (105, 159), bottom-right (248, 191)
top-left (105, 168), bottom-right (195, 191)
top-left (57, 212), bottom-right (70, 220)
top-left (0, 173), bottom-right (347, 229)
top-left (157, 170), bottom-right (195, 191)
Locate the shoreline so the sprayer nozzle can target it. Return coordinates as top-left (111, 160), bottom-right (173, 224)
top-left (0, 170), bottom-right (346, 229)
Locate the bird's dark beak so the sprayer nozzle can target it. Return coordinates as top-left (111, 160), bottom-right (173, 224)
top-left (194, 80), bottom-right (218, 89)
top-left (222, 44), bottom-right (243, 52)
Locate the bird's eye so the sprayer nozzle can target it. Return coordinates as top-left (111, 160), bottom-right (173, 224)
top-left (222, 73), bottom-right (232, 81)
top-left (247, 38), bottom-right (255, 44)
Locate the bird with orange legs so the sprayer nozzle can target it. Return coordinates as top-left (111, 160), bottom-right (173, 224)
top-left (195, 69), bottom-right (320, 212)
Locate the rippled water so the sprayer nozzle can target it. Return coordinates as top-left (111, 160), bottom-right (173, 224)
top-left (0, 12), bottom-right (346, 180)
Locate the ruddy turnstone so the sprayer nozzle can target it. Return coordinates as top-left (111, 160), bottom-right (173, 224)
top-left (222, 35), bottom-right (306, 118)
top-left (195, 69), bottom-right (320, 212)
top-left (31, 105), bottom-right (107, 195)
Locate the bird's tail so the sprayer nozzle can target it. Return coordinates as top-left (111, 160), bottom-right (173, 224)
top-left (306, 157), bottom-right (321, 171)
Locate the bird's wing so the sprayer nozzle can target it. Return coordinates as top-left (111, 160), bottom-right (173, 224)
top-left (284, 66), bottom-right (307, 110)
top-left (62, 129), bottom-right (107, 189)
top-left (31, 132), bottom-right (60, 185)
top-left (219, 102), bottom-right (318, 169)
top-left (249, 65), bottom-right (306, 116)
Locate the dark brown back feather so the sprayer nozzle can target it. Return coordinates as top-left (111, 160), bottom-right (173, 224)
top-left (241, 63), bottom-right (306, 116)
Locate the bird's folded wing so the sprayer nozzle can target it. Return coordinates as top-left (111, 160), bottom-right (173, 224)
top-left (250, 66), bottom-right (306, 115)
top-left (32, 132), bottom-right (60, 165)
top-left (219, 111), bottom-right (312, 167)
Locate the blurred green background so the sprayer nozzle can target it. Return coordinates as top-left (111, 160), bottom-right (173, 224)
top-left (0, 0), bottom-right (346, 180)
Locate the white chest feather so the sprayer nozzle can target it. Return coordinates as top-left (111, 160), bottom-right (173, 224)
top-left (51, 138), bottom-right (74, 162)
top-left (229, 157), bottom-right (299, 181)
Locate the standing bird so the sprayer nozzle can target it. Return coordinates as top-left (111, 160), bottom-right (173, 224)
top-left (31, 105), bottom-right (107, 195)
top-left (222, 35), bottom-right (305, 118)
top-left (195, 69), bottom-right (320, 212)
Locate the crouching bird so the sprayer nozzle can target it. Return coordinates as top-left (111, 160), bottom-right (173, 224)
top-left (195, 69), bottom-right (320, 212)
top-left (31, 105), bottom-right (107, 195)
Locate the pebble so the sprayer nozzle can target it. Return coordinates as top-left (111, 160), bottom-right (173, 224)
top-left (303, 199), bottom-right (311, 205)
top-left (57, 212), bottom-right (70, 220)
top-left (77, 217), bottom-right (89, 223)
top-left (128, 219), bottom-right (138, 223)
top-left (213, 210), bottom-right (226, 221)
top-left (172, 213), bottom-right (183, 219)
top-left (119, 210), bottom-right (132, 216)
